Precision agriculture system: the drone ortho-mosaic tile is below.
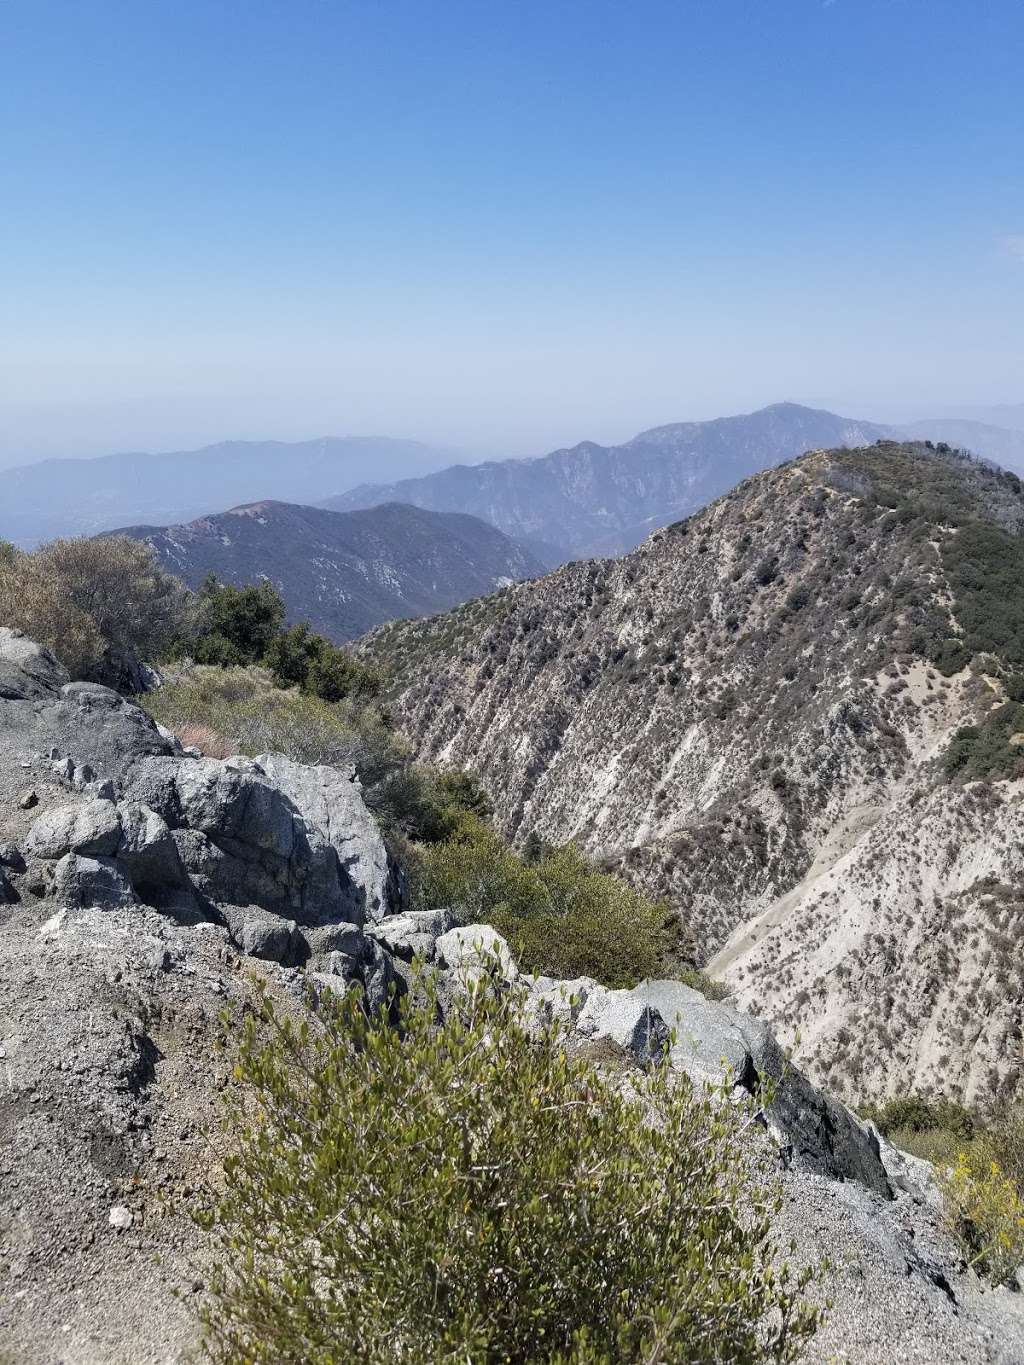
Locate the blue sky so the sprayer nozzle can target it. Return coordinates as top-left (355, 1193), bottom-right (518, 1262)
top-left (1, 0), bottom-right (1023, 464)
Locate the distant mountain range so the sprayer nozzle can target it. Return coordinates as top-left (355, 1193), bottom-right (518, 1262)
top-left (0, 436), bottom-right (461, 547)
top-left (6, 402), bottom-right (1024, 561)
top-left (898, 417), bottom-right (1024, 470)
top-left (113, 501), bottom-right (544, 641)
top-left (327, 404), bottom-right (889, 561)
top-left (328, 403), bottom-right (1024, 563)
top-left (942, 402), bottom-right (1024, 432)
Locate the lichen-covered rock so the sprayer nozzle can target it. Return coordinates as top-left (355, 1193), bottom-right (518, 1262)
top-left (0, 629), bottom-right (69, 701)
top-left (436, 924), bottom-right (518, 983)
top-left (255, 753), bottom-right (399, 924)
top-left (124, 752), bottom-right (397, 928)
top-left (311, 931), bottom-right (401, 1017)
top-left (115, 801), bottom-right (193, 903)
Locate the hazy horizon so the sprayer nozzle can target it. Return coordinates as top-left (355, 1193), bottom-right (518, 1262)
top-left (2, 1), bottom-right (1023, 468)
top-left (4, 395), bottom-right (1024, 476)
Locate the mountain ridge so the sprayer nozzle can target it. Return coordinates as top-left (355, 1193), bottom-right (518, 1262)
top-left (112, 499), bottom-right (544, 641)
top-left (327, 402), bottom-right (890, 562)
top-left (0, 435), bottom-right (464, 547)
top-left (361, 440), bottom-right (1024, 1107)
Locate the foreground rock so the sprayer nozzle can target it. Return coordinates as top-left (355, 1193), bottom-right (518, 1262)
top-left (1, 629), bottom-right (1023, 1364)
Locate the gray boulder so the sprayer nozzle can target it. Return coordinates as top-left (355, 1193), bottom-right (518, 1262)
top-left (125, 752), bottom-right (397, 928)
top-left (436, 924), bottom-right (518, 982)
top-left (304, 921), bottom-right (367, 959)
top-left (0, 629), bottom-right (68, 701)
top-left (591, 979), bottom-right (891, 1197)
top-left (368, 907), bottom-right (456, 963)
top-left (220, 904), bottom-right (300, 965)
top-left (54, 853), bottom-right (137, 910)
top-left (117, 802), bottom-right (187, 885)
top-left (45, 684), bottom-right (172, 783)
top-left (256, 754), bottom-right (398, 924)
top-left (574, 985), bottom-right (672, 1062)
top-left (26, 799), bottom-right (122, 860)
top-left (311, 931), bottom-right (401, 1017)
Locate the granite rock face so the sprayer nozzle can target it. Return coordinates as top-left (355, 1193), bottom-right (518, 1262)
top-left (0, 629), bottom-right (401, 963)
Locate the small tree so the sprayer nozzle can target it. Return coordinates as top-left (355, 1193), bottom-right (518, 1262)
top-left (264, 622), bottom-right (321, 687)
top-left (304, 640), bottom-right (383, 702)
top-left (192, 577), bottom-right (286, 666)
top-left (199, 971), bottom-right (821, 1364)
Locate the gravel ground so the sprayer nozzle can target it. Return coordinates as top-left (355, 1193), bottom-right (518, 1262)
top-left (5, 879), bottom-right (1024, 1365)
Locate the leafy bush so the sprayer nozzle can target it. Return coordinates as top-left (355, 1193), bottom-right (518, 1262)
top-left (304, 639), bottom-right (382, 703)
top-left (263, 622), bottom-right (321, 687)
top-left (940, 522), bottom-right (1024, 669)
top-left (185, 576), bottom-right (287, 667)
top-left (939, 1147), bottom-right (1024, 1285)
top-left (198, 970), bottom-right (821, 1364)
top-left (409, 814), bottom-right (670, 988)
top-left (180, 583), bottom-right (383, 701)
top-left (861, 1097), bottom-right (1024, 1283)
top-left (0, 535), bottom-right (186, 680)
top-left (944, 702), bottom-right (1024, 782)
top-left (861, 1096), bottom-right (976, 1142)
top-left (145, 665), bottom-right (391, 770)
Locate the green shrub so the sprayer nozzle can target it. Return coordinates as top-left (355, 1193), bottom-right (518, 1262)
top-left (185, 576), bottom-right (287, 666)
top-left (409, 815), bottom-right (670, 988)
top-left (860, 1098), bottom-right (1024, 1284)
top-left (263, 622), bottom-right (322, 687)
top-left (861, 1096), bottom-right (976, 1141)
top-left (304, 639), bottom-right (383, 702)
top-left (940, 522), bottom-right (1024, 669)
top-left (198, 971), bottom-right (821, 1364)
top-left (145, 665), bottom-right (392, 770)
top-left (0, 535), bottom-right (187, 680)
top-left (943, 702), bottom-right (1024, 782)
top-left (940, 1147), bottom-right (1024, 1285)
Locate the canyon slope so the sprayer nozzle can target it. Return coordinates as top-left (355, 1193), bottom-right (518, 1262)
top-left (113, 500), bottom-right (543, 641)
top-left (364, 441), bottom-right (1024, 1107)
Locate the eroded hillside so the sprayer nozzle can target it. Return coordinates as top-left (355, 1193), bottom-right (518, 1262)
top-left (363, 442), bottom-right (1024, 1104)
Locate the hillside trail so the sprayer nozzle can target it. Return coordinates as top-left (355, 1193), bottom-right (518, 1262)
top-left (707, 800), bottom-right (883, 979)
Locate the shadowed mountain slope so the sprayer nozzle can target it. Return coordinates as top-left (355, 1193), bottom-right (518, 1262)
top-left (114, 500), bottom-right (544, 641)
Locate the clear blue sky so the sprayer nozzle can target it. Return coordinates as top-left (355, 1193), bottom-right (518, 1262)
top-left (1, 0), bottom-right (1023, 464)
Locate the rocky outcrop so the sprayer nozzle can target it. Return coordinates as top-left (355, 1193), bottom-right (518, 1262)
top-left (0, 627), bottom-right (402, 965)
